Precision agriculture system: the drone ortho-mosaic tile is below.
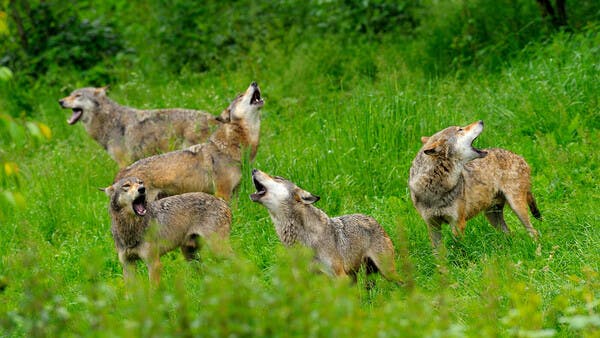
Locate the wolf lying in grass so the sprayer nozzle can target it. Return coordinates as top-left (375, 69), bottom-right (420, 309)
top-left (409, 120), bottom-right (541, 248)
top-left (59, 86), bottom-right (219, 168)
top-left (114, 82), bottom-right (264, 201)
top-left (250, 169), bottom-right (403, 284)
top-left (104, 177), bottom-right (231, 285)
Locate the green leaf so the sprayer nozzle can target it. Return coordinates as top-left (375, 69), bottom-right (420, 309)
top-left (26, 121), bottom-right (43, 140)
top-left (0, 66), bottom-right (12, 82)
top-left (0, 11), bottom-right (8, 36)
top-left (38, 122), bottom-right (52, 140)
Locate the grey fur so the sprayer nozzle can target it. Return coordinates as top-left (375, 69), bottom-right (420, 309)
top-left (250, 169), bottom-right (403, 284)
top-left (409, 121), bottom-right (541, 248)
top-left (59, 87), bottom-right (218, 167)
top-left (105, 177), bottom-right (231, 285)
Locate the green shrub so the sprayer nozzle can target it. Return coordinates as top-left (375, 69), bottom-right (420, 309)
top-left (153, 0), bottom-right (418, 72)
top-left (1, 1), bottom-right (124, 79)
top-left (414, 0), bottom-right (600, 74)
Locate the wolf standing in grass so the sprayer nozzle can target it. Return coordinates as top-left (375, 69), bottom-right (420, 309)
top-left (59, 86), bottom-right (219, 167)
top-left (114, 82), bottom-right (264, 201)
top-left (250, 169), bottom-right (403, 284)
top-left (104, 177), bottom-right (231, 285)
top-left (409, 120), bottom-right (541, 248)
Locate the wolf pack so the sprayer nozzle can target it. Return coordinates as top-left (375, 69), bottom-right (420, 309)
top-left (60, 82), bottom-right (542, 286)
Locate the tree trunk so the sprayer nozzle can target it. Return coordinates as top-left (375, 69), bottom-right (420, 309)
top-left (535, 0), bottom-right (569, 29)
top-left (8, 0), bottom-right (28, 50)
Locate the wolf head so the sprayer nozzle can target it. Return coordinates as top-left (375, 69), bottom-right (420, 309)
top-left (420, 120), bottom-right (487, 162)
top-left (216, 82), bottom-right (264, 123)
top-left (59, 86), bottom-right (109, 125)
top-left (250, 169), bottom-right (319, 212)
top-left (103, 177), bottom-right (147, 217)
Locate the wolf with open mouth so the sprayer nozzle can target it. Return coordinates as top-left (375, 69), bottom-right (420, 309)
top-left (114, 82), bottom-right (264, 201)
top-left (59, 86), bottom-right (219, 168)
top-left (250, 169), bottom-right (403, 285)
top-left (409, 120), bottom-right (542, 248)
top-left (104, 176), bottom-right (231, 285)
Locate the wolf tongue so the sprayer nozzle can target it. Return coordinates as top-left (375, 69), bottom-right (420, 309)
top-left (250, 192), bottom-right (263, 202)
top-left (67, 110), bottom-right (83, 125)
top-left (133, 202), bottom-right (147, 216)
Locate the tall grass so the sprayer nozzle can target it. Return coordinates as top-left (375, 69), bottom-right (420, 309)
top-left (1, 25), bottom-right (599, 337)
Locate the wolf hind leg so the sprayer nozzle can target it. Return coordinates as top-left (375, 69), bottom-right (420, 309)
top-left (181, 234), bottom-right (201, 261)
top-left (485, 203), bottom-right (510, 233)
top-left (367, 245), bottom-right (403, 285)
top-left (506, 191), bottom-right (539, 239)
top-left (527, 191), bottom-right (542, 220)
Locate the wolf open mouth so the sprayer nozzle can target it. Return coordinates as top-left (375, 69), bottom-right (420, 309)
top-left (250, 176), bottom-right (266, 201)
top-left (67, 108), bottom-right (83, 125)
top-left (250, 87), bottom-right (264, 106)
top-left (471, 133), bottom-right (488, 157)
top-left (132, 195), bottom-right (147, 216)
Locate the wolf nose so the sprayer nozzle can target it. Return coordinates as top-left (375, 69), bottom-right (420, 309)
top-left (251, 81), bottom-right (257, 88)
top-left (138, 186), bottom-right (146, 194)
top-left (252, 168), bottom-right (258, 175)
top-left (58, 99), bottom-right (64, 107)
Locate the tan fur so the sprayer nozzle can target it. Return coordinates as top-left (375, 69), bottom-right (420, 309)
top-left (409, 120), bottom-right (541, 248)
top-left (114, 82), bottom-right (264, 201)
top-left (104, 177), bottom-right (231, 285)
top-left (250, 169), bottom-right (403, 284)
top-left (59, 86), bottom-right (219, 167)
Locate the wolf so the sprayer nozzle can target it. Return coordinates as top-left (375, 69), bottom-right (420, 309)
top-left (59, 86), bottom-right (219, 168)
top-left (104, 177), bottom-right (231, 285)
top-left (408, 120), bottom-right (541, 248)
top-left (250, 169), bottom-right (403, 284)
top-left (114, 82), bottom-right (264, 201)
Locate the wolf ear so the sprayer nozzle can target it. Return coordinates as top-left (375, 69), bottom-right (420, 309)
top-left (99, 186), bottom-right (114, 197)
top-left (294, 188), bottom-right (320, 205)
top-left (423, 140), bottom-right (442, 155)
top-left (216, 108), bottom-right (231, 123)
top-left (95, 86), bottom-right (109, 96)
top-left (420, 136), bottom-right (430, 144)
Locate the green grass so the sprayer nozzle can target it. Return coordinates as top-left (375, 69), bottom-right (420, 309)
top-left (1, 28), bottom-right (599, 337)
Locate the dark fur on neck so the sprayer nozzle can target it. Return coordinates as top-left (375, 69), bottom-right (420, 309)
top-left (109, 199), bottom-right (150, 250)
top-left (208, 120), bottom-right (258, 162)
top-left (412, 150), bottom-right (465, 208)
top-left (87, 96), bottom-right (131, 148)
top-left (271, 203), bottom-right (329, 246)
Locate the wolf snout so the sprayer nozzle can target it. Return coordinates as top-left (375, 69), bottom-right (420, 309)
top-left (251, 81), bottom-right (258, 88)
top-left (138, 186), bottom-right (146, 194)
top-left (59, 99), bottom-right (65, 107)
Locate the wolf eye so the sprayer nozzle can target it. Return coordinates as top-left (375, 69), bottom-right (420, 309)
top-left (457, 128), bottom-right (463, 132)
top-left (121, 184), bottom-right (131, 190)
top-left (74, 94), bottom-right (81, 98)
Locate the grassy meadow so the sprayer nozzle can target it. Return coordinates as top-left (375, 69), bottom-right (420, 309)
top-left (1, 3), bottom-right (599, 336)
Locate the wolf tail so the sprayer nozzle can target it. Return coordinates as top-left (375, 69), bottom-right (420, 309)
top-left (527, 191), bottom-right (542, 220)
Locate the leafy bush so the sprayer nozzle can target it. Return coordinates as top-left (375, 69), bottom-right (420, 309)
top-left (413, 0), bottom-right (600, 74)
top-left (0, 1), bottom-right (124, 79)
top-left (153, 0), bottom-right (418, 72)
top-left (0, 67), bottom-right (51, 217)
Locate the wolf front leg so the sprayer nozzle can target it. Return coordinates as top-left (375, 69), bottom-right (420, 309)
top-left (213, 162), bottom-right (242, 202)
top-left (118, 251), bottom-right (137, 285)
top-left (426, 219), bottom-right (443, 249)
top-left (139, 243), bottom-right (162, 286)
top-left (144, 250), bottom-right (162, 286)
